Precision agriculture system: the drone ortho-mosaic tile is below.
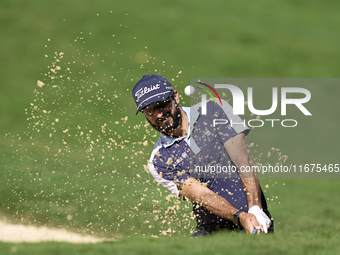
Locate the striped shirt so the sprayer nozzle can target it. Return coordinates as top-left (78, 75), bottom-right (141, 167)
top-left (147, 99), bottom-right (267, 228)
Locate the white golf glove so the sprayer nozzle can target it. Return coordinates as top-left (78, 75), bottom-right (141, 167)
top-left (248, 205), bottom-right (271, 233)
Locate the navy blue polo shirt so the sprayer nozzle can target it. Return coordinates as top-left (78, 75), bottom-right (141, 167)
top-left (148, 100), bottom-right (267, 228)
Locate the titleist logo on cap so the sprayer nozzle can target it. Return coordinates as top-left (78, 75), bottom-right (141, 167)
top-left (135, 84), bottom-right (160, 102)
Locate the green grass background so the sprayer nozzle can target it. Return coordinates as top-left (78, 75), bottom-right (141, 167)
top-left (1, 0), bottom-right (339, 254)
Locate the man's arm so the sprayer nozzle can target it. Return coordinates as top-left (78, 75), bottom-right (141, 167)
top-left (179, 177), bottom-right (263, 233)
top-left (224, 132), bottom-right (262, 209)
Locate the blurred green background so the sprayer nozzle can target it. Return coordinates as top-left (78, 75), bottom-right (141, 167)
top-left (1, 0), bottom-right (340, 253)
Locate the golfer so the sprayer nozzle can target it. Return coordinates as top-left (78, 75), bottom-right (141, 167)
top-left (133, 74), bottom-right (273, 236)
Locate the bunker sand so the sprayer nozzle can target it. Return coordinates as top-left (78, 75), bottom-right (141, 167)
top-left (0, 220), bottom-right (104, 243)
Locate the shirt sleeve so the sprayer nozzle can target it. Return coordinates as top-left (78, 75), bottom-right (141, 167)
top-left (148, 139), bottom-right (190, 196)
top-left (211, 99), bottom-right (250, 144)
top-left (151, 151), bottom-right (190, 187)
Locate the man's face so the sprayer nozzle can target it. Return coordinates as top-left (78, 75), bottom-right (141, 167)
top-left (141, 97), bottom-right (181, 135)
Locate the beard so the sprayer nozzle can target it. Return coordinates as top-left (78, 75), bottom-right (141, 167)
top-left (147, 104), bottom-right (181, 135)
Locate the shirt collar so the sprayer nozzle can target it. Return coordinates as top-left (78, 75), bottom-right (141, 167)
top-left (160, 106), bottom-right (198, 148)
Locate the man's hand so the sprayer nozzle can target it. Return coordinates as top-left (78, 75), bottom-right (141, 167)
top-left (248, 205), bottom-right (272, 233)
top-left (180, 178), bottom-right (266, 234)
top-left (239, 212), bottom-right (263, 234)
